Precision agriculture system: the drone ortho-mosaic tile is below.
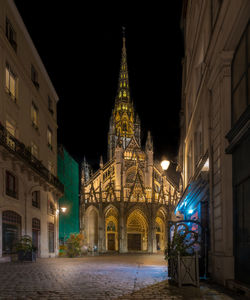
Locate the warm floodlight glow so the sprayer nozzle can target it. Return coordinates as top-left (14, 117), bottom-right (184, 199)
top-left (161, 160), bottom-right (170, 171)
top-left (61, 207), bottom-right (67, 213)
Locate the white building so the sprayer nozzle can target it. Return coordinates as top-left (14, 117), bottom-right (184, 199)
top-left (177, 0), bottom-right (250, 293)
top-left (0, 0), bottom-right (63, 259)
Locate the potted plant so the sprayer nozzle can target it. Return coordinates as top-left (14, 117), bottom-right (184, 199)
top-left (15, 235), bottom-right (36, 262)
top-left (165, 223), bottom-right (199, 287)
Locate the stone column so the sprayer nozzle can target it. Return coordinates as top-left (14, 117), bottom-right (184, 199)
top-left (119, 202), bottom-right (127, 253)
top-left (148, 204), bottom-right (157, 253)
top-left (98, 204), bottom-right (105, 253)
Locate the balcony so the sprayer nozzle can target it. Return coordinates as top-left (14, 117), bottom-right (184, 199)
top-left (0, 123), bottom-right (64, 193)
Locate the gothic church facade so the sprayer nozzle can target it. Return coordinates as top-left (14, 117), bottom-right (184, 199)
top-left (80, 34), bottom-right (179, 253)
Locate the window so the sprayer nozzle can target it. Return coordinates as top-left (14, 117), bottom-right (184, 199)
top-left (6, 171), bottom-right (18, 199)
top-left (5, 18), bottom-right (17, 52)
top-left (32, 191), bottom-right (40, 208)
top-left (6, 119), bottom-right (16, 149)
top-left (47, 127), bottom-right (52, 150)
top-left (48, 161), bottom-right (55, 175)
top-left (48, 96), bottom-right (54, 115)
top-left (48, 200), bottom-right (55, 215)
top-left (31, 65), bottom-right (39, 89)
top-left (48, 223), bottom-right (54, 253)
top-left (31, 142), bottom-right (39, 159)
top-left (194, 121), bottom-right (203, 165)
top-left (31, 102), bottom-right (39, 130)
top-left (5, 63), bottom-right (18, 101)
top-left (232, 22), bottom-right (250, 124)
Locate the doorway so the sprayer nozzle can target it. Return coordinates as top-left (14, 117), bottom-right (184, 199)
top-left (32, 218), bottom-right (40, 257)
top-left (127, 234), bottom-right (141, 251)
top-left (107, 233), bottom-right (115, 250)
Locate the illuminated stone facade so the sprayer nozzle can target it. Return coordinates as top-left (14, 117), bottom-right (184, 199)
top-left (80, 34), bottom-right (179, 253)
top-left (0, 0), bottom-right (63, 260)
top-left (177, 0), bottom-right (250, 289)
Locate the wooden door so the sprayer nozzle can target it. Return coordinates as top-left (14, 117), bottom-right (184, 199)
top-left (108, 233), bottom-right (115, 251)
top-left (127, 234), bottom-right (141, 251)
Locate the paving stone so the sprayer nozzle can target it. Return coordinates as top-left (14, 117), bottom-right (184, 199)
top-left (0, 254), bottom-right (247, 299)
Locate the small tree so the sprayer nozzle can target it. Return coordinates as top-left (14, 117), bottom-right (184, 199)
top-left (65, 233), bottom-right (84, 258)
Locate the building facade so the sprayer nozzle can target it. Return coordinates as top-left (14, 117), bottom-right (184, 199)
top-left (80, 34), bottom-right (179, 253)
top-left (58, 146), bottom-right (79, 243)
top-left (0, 0), bottom-right (63, 259)
top-left (177, 0), bottom-right (250, 291)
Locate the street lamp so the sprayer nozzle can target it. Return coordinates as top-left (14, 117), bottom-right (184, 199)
top-left (60, 206), bottom-right (67, 244)
top-left (61, 207), bottom-right (67, 213)
top-left (161, 159), bottom-right (170, 171)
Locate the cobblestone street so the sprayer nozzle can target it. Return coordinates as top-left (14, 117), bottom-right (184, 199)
top-left (0, 254), bottom-right (247, 299)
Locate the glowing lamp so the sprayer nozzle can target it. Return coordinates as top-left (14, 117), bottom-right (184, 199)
top-left (161, 160), bottom-right (170, 171)
top-left (188, 209), bottom-right (193, 214)
top-left (61, 207), bottom-right (67, 213)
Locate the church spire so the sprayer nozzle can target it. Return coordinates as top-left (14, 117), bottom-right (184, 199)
top-left (108, 29), bottom-right (140, 160)
top-left (116, 27), bottom-right (131, 104)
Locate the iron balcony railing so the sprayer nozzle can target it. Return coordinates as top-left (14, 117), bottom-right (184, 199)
top-left (0, 123), bottom-right (64, 193)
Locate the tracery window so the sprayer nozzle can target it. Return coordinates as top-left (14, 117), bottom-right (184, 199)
top-left (107, 221), bottom-right (116, 231)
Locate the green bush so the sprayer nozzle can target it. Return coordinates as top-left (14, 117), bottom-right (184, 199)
top-left (65, 233), bottom-right (84, 258)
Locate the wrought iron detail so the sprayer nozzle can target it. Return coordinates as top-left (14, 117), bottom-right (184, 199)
top-left (0, 123), bottom-right (64, 193)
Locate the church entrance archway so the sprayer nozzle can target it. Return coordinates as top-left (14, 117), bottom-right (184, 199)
top-left (105, 207), bottom-right (118, 251)
top-left (127, 209), bottom-right (148, 251)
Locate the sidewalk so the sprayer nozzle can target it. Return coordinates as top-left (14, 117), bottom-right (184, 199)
top-left (116, 280), bottom-right (249, 300)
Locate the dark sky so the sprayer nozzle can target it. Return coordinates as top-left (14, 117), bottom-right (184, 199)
top-left (14, 1), bottom-right (184, 170)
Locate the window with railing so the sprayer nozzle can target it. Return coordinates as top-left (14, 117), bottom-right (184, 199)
top-left (5, 18), bottom-right (17, 52)
top-left (6, 171), bottom-right (18, 199)
top-left (5, 119), bottom-right (16, 150)
top-left (5, 62), bottom-right (18, 101)
top-left (48, 200), bottom-right (55, 215)
top-left (31, 141), bottom-right (39, 159)
top-left (32, 191), bottom-right (40, 209)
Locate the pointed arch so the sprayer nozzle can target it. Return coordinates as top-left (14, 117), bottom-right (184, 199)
top-left (104, 205), bottom-right (119, 251)
top-left (85, 205), bottom-right (99, 248)
top-left (126, 208), bottom-right (148, 251)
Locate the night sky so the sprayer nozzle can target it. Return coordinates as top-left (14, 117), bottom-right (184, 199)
top-left (14, 1), bottom-right (184, 170)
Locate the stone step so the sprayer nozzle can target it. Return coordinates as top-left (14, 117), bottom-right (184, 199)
top-left (0, 256), bottom-right (11, 263)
